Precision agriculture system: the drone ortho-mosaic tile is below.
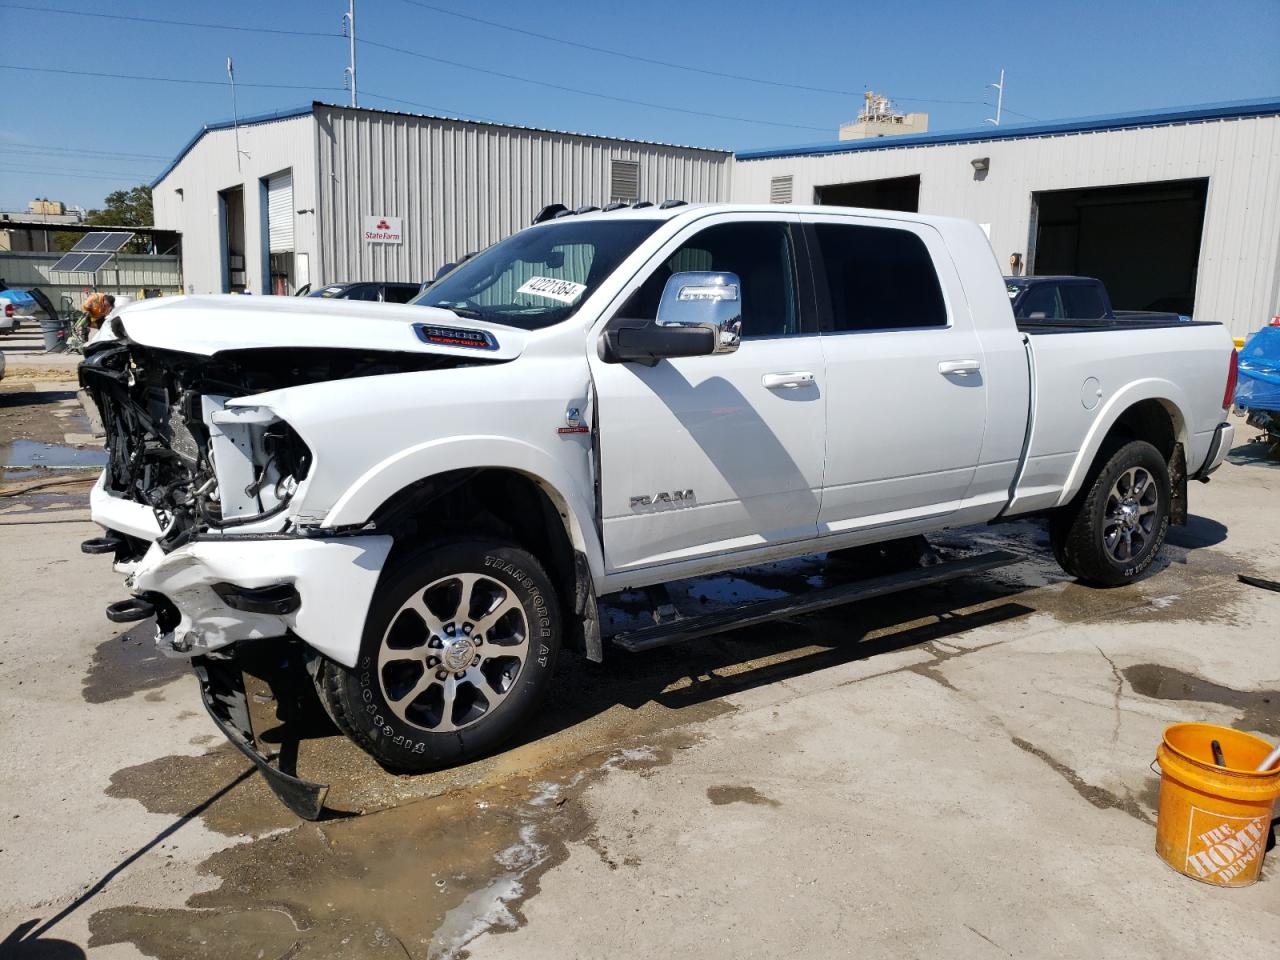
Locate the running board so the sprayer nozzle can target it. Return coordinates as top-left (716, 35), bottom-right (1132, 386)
top-left (609, 550), bottom-right (1021, 654)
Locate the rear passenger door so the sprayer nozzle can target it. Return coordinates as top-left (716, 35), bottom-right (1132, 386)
top-left (806, 215), bottom-right (987, 534)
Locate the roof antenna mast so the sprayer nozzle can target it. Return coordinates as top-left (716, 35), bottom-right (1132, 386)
top-left (985, 68), bottom-right (1004, 126)
top-left (227, 57), bottom-right (250, 171)
top-left (343, 0), bottom-right (358, 107)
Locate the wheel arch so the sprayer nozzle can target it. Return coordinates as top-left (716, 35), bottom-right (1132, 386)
top-left (334, 454), bottom-right (603, 660)
top-left (1057, 382), bottom-right (1190, 508)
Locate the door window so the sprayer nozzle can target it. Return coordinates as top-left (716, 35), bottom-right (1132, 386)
top-left (618, 222), bottom-right (799, 337)
top-left (812, 223), bottom-right (947, 331)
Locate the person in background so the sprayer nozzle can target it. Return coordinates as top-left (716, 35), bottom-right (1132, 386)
top-left (81, 292), bottom-right (115, 331)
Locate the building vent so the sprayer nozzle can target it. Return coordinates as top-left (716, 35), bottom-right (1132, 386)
top-left (266, 169), bottom-right (294, 253)
top-left (610, 159), bottom-right (640, 201)
top-left (769, 176), bottom-right (794, 204)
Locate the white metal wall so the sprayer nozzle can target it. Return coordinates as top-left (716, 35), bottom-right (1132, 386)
top-left (312, 105), bottom-right (731, 285)
top-left (152, 114), bottom-right (317, 295)
top-left (732, 115), bottom-right (1280, 339)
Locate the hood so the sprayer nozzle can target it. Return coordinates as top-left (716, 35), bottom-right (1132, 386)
top-left (109, 294), bottom-right (529, 360)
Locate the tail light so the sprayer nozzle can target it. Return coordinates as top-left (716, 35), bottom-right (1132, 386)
top-left (1223, 348), bottom-right (1238, 410)
top-left (3, 304), bottom-right (12, 319)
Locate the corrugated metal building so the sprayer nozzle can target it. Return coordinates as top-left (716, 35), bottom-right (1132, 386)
top-left (733, 98), bottom-right (1280, 340)
top-left (152, 103), bottom-right (731, 296)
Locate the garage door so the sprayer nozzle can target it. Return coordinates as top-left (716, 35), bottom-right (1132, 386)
top-left (266, 170), bottom-right (294, 253)
top-left (1032, 179), bottom-right (1208, 316)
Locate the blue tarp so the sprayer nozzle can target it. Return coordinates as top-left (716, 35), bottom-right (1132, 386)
top-left (1234, 325), bottom-right (1280, 410)
top-left (0, 288), bottom-right (36, 307)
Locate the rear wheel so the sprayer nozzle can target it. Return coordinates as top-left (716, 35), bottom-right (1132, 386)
top-left (319, 539), bottom-right (561, 771)
top-left (1050, 439), bottom-right (1170, 586)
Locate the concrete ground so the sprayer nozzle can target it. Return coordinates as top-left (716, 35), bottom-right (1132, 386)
top-left (1, 322), bottom-right (84, 383)
top-left (0, 389), bottom-right (1277, 959)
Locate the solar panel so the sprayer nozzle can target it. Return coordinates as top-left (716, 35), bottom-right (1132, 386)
top-left (95, 232), bottom-right (133, 252)
top-left (50, 252), bottom-right (89, 272)
top-left (50, 231), bottom-right (134, 272)
top-left (68, 232), bottom-right (108, 252)
top-left (76, 252), bottom-right (113, 273)
top-left (65, 231), bottom-right (134, 253)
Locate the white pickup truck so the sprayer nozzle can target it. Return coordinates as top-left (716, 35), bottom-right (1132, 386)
top-left (79, 203), bottom-right (1237, 816)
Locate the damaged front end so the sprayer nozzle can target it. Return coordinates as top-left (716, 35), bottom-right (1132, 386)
top-left (79, 334), bottom-right (474, 817)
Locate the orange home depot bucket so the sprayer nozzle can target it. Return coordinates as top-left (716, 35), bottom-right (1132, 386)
top-left (1154, 723), bottom-right (1280, 887)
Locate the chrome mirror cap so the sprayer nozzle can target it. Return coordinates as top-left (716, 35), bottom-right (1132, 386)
top-left (656, 271), bottom-right (742, 354)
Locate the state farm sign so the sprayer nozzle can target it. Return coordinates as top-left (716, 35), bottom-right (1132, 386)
top-left (363, 215), bottom-right (403, 244)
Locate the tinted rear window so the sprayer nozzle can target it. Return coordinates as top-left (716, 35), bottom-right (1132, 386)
top-left (814, 223), bottom-right (947, 331)
top-left (1062, 283), bottom-right (1107, 319)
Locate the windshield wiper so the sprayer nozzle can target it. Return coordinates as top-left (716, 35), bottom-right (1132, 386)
top-left (436, 305), bottom-right (483, 320)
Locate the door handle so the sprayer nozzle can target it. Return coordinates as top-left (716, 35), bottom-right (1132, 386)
top-left (938, 359), bottom-right (981, 376)
top-left (762, 371), bottom-right (816, 389)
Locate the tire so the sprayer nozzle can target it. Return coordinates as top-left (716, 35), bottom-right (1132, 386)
top-left (319, 538), bottom-right (561, 772)
top-left (1049, 439), bottom-right (1170, 587)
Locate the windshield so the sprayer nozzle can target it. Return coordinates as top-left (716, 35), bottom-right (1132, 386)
top-left (414, 219), bottom-right (662, 330)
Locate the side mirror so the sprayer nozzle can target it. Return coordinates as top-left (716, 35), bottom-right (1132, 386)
top-left (656, 271), bottom-right (742, 354)
top-left (600, 271), bottom-right (742, 366)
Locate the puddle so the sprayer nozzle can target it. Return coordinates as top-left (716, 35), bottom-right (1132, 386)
top-left (706, 784), bottom-right (781, 807)
top-left (1123, 664), bottom-right (1278, 737)
top-left (1, 438), bottom-right (107, 469)
top-left (82, 620), bottom-right (191, 705)
top-left (90, 742), bottom-right (681, 960)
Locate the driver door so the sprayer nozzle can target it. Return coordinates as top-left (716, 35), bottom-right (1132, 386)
top-left (588, 213), bottom-right (826, 576)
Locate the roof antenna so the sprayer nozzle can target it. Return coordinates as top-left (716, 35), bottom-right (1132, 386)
top-left (985, 68), bottom-right (1004, 126)
top-left (342, 1), bottom-right (358, 107)
top-left (227, 57), bottom-right (250, 170)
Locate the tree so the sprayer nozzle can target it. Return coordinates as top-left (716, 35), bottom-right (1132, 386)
top-left (56, 185), bottom-right (154, 251)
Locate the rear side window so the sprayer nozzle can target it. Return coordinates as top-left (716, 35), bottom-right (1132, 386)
top-left (382, 285), bottom-right (419, 304)
top-left (1016, 283), bottom-right (1064, 320)
top-left (1062, 283), bottom-right (1107, 319)
top-left (813, 223), bottom-right (946, 331)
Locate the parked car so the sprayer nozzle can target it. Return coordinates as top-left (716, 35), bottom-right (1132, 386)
top-left (1005, 275), bottom-right (1188, 325)
top-left (307, 281), bottom-right (421, 304)
top-left (0, 289), bottom-right (39, 334)
top-left (79, 203), bottom-right (1236, 817)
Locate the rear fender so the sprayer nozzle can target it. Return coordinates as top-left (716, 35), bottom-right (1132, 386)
top-left (1057, 379), bottom-right (1190, 507)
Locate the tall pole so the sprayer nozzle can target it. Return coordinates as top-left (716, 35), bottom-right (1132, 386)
top-left (986, 68), bottom-right (1004, 126)
top-left (344, 0), bottom-right (358, 107)
top-left (228, 57), bottom-right (243, 171)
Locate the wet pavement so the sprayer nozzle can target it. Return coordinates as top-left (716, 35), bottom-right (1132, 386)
top-left (0, 413), bottom-right (1277, 959)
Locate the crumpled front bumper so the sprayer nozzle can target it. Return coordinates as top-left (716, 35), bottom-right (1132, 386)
top-left (90, 477), bottom-right (391, 667)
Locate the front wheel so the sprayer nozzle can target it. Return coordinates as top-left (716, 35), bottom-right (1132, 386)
top-left (1050, 439), bottom-right (1170, 586)
top-left (318, 539), bottom-right (561, 772)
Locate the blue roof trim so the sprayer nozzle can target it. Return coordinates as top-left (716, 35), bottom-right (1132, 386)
top-left (734, 97), bottom-right (1280, 160)
top-left (150, 105), bottom-right (314, 187)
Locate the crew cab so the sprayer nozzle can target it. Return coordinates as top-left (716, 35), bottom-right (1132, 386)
top-left (78, 203), bottom-right (1237, 816)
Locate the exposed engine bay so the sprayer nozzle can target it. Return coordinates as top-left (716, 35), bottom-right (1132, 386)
top-left (79, 337), bottom-right (493, 551)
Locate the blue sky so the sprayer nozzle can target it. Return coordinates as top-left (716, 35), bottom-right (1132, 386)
top-left (1, 0), bottom-right (1278, 210)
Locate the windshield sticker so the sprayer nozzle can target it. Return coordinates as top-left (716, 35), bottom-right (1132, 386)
top-left (516, 276), bottom-right (587, 304)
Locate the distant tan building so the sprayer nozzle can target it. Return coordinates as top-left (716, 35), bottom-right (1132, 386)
top-left (838, 92), bottom-right (928, 141)
top-left (0, 200), bottom-right (84, 252)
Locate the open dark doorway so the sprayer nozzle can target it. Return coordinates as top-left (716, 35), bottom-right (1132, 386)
top-left (1032, 178), bottom-right (1208, 315)
top-left (815, 175), bottom-right (920, 212)
top-left (218, 185), bottom-right (246, 293)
